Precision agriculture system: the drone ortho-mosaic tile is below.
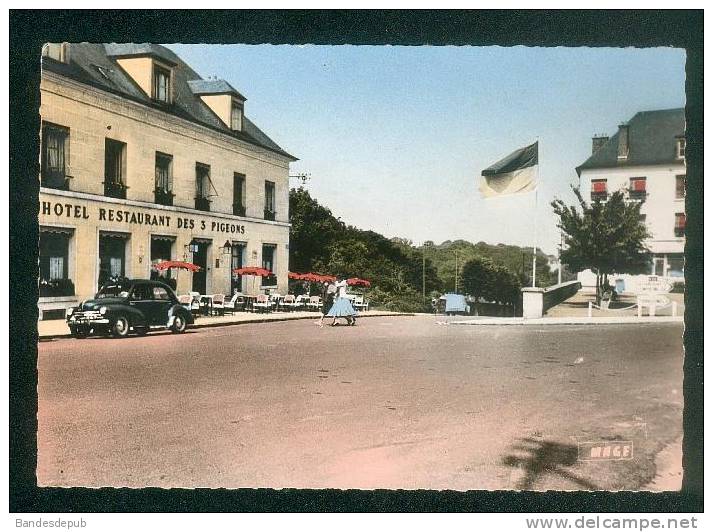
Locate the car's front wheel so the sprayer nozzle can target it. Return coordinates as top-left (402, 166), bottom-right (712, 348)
top-left (170, 314), bottom-right (187, 334)
top-left (112, 316), bottom-right (130, 338)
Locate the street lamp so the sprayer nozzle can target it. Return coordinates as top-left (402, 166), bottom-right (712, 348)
top-left (220, 240), bottom-right (232, 255)
top-left (421, 241), bottom-right (432, 302)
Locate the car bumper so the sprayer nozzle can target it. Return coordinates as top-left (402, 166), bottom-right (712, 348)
top-left (67, 317), bottom-right (111, 326)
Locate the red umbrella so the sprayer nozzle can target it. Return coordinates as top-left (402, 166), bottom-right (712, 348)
top-left (153, 260), bottom-right (202, 272)
top-left (300, 272), bottom-right (336, 283)
top-left (232, 266), bottom-right (272, 277)
top-left (347, 277), bottom-right (371, 287)
top-left (288, 272), bottom-right (305, 280)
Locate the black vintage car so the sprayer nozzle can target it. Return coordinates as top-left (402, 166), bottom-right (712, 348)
top-left (66, 279), bottom-right (194, 339)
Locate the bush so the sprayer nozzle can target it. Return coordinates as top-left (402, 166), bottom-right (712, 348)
top-left (366, 286), bottom-right (430, 313)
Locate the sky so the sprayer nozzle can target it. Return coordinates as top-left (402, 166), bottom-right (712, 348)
top-left (167, 44), bottom-right (685, 254)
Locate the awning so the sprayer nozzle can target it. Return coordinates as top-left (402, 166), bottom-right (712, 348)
top-left (151, 234), bottom-right (176, 242)
top-left (40, 226), bottom-right (74, 235)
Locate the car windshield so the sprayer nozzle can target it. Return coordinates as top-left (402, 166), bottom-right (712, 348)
top-left (96, 285), bottom-right (130, 298)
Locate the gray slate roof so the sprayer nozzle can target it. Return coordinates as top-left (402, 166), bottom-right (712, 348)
top-left (576, 108), bottom-right (684, 175)
top-left (42, 43), bottom-right (296, 160)
top-left (187, 79), bottom-right (246, 101)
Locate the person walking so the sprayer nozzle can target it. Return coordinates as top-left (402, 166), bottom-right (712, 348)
top-left (326, 278), bottom-right (358, 326)
top-left (319, 281), bottom-right (336, 327)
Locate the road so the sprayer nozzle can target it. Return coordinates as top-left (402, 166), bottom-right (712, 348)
top-left (37, 316), bottom-right (684, 490)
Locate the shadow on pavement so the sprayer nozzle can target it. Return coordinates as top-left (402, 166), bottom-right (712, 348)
top-left (502, 437), bottom-right (600, 490)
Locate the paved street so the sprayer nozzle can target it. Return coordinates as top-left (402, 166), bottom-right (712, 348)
top-left (37, 316), bottom-right (684, 491)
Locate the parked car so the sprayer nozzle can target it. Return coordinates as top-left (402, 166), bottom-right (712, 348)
top-left (66, 279), bottom-right (194, 339)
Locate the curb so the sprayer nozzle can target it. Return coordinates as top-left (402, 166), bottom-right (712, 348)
top-left (38, 312), bottom-right (414, 340)
top-left (448, 316), bottom-right (684, 326)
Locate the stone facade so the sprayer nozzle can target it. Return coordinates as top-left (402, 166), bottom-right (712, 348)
top-left (38, 61), bottom-right (293, 318)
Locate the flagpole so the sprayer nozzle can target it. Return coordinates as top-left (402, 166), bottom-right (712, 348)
top-left (531, 139), bottom-right (539, 288)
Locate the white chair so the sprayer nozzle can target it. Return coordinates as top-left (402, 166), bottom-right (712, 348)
top-left (295, 294), bottom-right (310, 310)
top-left (211, 293), bottom-right (226, 316)
top-left (253, 294), bottom-right (271, 313)
top-left (224, 293), bottom-right (245, 314)
top-left (188, 292), bottom-right (202, 316)
top-left (269, 293), bottom-right (281, 311)
top-left (280, 294), bottom-right (298, 312)
top-left (178, 294), bottom-right (192, 311)
top-left (307, 295), bottom-right (322, 312)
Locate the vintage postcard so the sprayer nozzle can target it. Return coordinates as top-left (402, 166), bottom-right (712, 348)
top-left (33, 37), bottom-right (687, 494)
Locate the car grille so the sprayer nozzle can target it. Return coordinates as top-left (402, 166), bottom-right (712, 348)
top-left (72, 310), bottom-right (102, 320)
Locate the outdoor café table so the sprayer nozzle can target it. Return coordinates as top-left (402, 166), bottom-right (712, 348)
top-left (243, 294), bottom-right (257, 312)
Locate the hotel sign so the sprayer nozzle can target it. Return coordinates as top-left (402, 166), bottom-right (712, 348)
top-left (40, 198), bottom-right (247, 235)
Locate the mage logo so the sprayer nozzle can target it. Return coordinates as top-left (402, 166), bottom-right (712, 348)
top-left (578, 440), bottom-right (634, 461)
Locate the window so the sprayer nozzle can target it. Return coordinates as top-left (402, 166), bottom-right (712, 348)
top-left (262, 244), bottom-right (277, 286)
top-left (667, 254), bottom-right (684, 278)
top-left (676, 175), bottom-right (686, 199)
top-left (231, 101), bottom-right (243, 131)
top-left (591, 179), bottom-right (607, 201)
top-left (98, 232), bottom-right (128, 288)
top-left (264, 181), bottom-right (276, 220)
top-left (42, 43), bottom-right (68, 63)
top-left (195, 163), bottom-right (211, 211)
top-left (674, 213), bottom-right (686, 237)
top-left (152, 64), bottom-right (171, 103)
top-left (104, 138), bottom-right (127, 199)
top-left (155, 152), bottom-right (173, 206)
top-left (676, 138), bottom-right (686, 160)
top-left (629, 177), bottom-right (647, 199)
top-left (230, 242), bottom-right (246, 295)
top-left (41, 122), bottom-right (70, 189)
top-left (153, 286), bottom-right (171, 300)
top-left (233, 173), bottom-right (246, 216)
top-left (39, 229), bottom-right (74, 297)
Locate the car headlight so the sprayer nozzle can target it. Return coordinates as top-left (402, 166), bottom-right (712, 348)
top-left (65, 307), bottom-right (74, 317)
top-left (99, 306), bottom-right (107, 315)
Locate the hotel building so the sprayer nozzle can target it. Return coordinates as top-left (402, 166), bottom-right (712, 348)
top-left (38, 43), bottom-right (296, 319)
top-left (576, 108), bottom-right (685, 292)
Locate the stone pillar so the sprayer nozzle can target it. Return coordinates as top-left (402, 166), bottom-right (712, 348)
top-left (522, 287), bottom-right (545, 319)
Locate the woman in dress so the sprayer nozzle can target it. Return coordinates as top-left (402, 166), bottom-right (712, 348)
top-left (326, 278), bottom-right (358, 326)
top-left (319, 281), bottom-right (336, 327)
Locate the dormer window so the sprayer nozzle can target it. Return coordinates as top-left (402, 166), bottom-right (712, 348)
top-left (42, 43), bottom-right (68, 63)
top-left (231, 100), bottom-right (243, 132)
top-left (152, 64), bottom-right (171, 104)
top-left (676, 138), bottom-right (686, 160)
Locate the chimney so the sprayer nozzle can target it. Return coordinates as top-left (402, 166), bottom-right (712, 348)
top-left (592, 135), bottom-right (609, 155)
top-left (617, 123), bottom-right (629, 159)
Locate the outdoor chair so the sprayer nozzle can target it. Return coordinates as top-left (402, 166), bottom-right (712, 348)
top-left (188, 292), bottom-right (202, 317)
top-left (307, 295), bottom-right (322, 312)
top-left (295, 294), bottom-right (310, 310)
top-left (224, 293), bottom-right (245, 314)
top-left (178, 294), bottom-right (192, 311)
top-left (269, 293), bottom-right (281, 311)
top-left (253, 294), bottom-right (271, 313)
top-left (279, 294), bottom-right (298, 312)
top-left (211, 294), bottom-right (226, 316)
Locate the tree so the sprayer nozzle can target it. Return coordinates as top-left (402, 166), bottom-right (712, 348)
top-left (551, 187), bottom-right (650, 302)
top-left (289, 187), bottom-right (344, 272)
top-left (460, 257), bottom-right (497, 302)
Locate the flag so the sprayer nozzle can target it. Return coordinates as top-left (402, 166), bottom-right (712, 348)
top-left (479, 141), bottom-right (538, 198)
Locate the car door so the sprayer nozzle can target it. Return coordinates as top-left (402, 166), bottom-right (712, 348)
top-left (151, 285), bottom-right (174, 325)
top-left (129, 284), bottom-right (154, 326)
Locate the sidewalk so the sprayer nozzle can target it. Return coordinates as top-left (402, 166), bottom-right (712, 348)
top-left (38, 310), bottom-right (410, 339)
top-left (449, 315), bottom-right (684, 326)
top-left (546, 290), bottom-right (684, 318)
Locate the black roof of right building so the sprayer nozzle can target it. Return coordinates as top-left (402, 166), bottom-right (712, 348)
top-left (576, 108), bottom-right (685, 176)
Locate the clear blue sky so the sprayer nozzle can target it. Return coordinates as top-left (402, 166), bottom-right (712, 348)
top-left (167, 44), bottom-right (685, 254)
